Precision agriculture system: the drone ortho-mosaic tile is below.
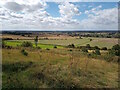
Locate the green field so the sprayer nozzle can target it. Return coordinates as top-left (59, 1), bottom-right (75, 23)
top-left (5, 37), bottom-right (118, 49)
top-left (2, 48), bottom-right (118, 88)
top-left (4, 40), bottom-right (64, 49)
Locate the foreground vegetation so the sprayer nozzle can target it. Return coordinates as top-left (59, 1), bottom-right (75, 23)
top-left (2, 47), bottom-right (119, 88)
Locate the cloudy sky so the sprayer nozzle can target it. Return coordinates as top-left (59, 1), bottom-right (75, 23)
top-left (0, 0), bottom-right (118, 31)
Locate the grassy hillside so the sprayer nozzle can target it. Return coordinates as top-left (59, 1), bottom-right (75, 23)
top-left (2, 48), bottom-right (118, 88)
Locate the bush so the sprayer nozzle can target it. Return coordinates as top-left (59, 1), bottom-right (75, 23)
top-left (101, 47), bottom-right (107, 50)
top-left (46, 48), bottom-right (50, 50)
top-left (81, 47), bottom-right (88, 53)
top-left (21, 49), bottom-right (28, 56)
top-left (68, 49), bottom-right (73, 51)
top-left (95, 49), bottom-right (101, 55)
top-left (2, 40), bottom-right (6, 48)
top-left (90, 39), bottom-right (92, 41)
top-left (109, 49), bottom-right (120, 56)
top-left (86, 44), bottom-right (91, 49)
top-left (112, 44), bottom-right (120, 50)
top-left (2, 38), bottom-right (13, 40)
top-left (6, 46), bottom-right (12, 49)
top-left (109, 44), bottom-right (120, 56)
top-left (21, 41), bottom-right (32, 47)
top-left (67, 44), bottom-right (75, 48)
top-left (37, 47), bottom-right (41, 49)
top-left (94, 46), bottom-right (100, 50)
top-left (54, 45), bottom-right (57, 48)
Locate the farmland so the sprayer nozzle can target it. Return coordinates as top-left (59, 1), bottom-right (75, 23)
top-left (1, 31), bottom-right (119, 89)
top-left (4, 37), bottom-right (118, 49)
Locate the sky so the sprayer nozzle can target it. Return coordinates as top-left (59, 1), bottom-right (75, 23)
top-left (0, 0), bottom-right (119, 31)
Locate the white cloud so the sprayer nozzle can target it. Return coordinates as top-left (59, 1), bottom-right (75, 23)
top-left (85, 5), bottom-right (102, 15)
top-left (4, 2), bottom-right (24, 12)
top-left (59, 2), bottom-right (81, 19)
top-left (0, 0), bottom-right (118, 30)
top-left (81, 7), bottom-right (118, 30)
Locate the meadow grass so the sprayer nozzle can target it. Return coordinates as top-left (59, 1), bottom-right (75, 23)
top-left (2, 48), bottom-right (118, 88)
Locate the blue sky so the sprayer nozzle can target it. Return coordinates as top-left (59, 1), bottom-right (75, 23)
top-left (0, 0), bottom-right (118, 31)
top-left (46, 2), bottom-right (117, 21)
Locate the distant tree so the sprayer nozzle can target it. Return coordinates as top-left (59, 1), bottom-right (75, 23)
top-left (54, 45), bottom-right (57, 48)
top-left (34, 36), bottom-right (38, 47)
top-left (21, 34), bottom-right (25, 37)
top-left (44, 37), bottom-right (48, 40)
top-left (81, 47), bottom-right (88, 53)
top-left (28, 35), bottom-right (31, 37)
top-left (101, 47), bottom-right (107, 50)
top-left (2, 38), bottom-right (13, 40)
top-left (69, 49), bottom-right (73, 51)
top-left (94, 46), bottom-right (100, 50)
top-left (67, 44), bottom-right (75, 48)
top-left (86, 44), bottom-right (91, 49)
top-left (90, 39), bottom-right (92, 41)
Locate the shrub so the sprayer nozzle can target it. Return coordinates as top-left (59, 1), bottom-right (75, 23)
top-left (109, 49), bottom-right (120, 56)
top-left (54, 45), bottom-right (57, 48)
top-left (44, 38), bottom-right (49, 40)
top-left (46, 48), bottom-right (50, 50)
top-left (6, 46), bottom-right (12, 49)
top-left (2, 38), bottom-right (13, 40)
top-left (112, 44), bottom-right (120, 50)
top-left (94, 46), bottom-right (100, 50)
top-left (21, 49), bottom-right (28, 56)
top-left (101, 47), bottom-right (107, 50)
top-left (68, 49), bottom-right (73, 51)
top-left (21, 41), bottom-right (32, 47)
top-left (37, 47), bottom-right (41, 49)
top-left (95, 49), bottom-right (101, 55)
top-left (79, 46), bottom-right (86, 49)
top-left (67, 44), bottom-right (75, 48)
top-left (90, 39), bottom-right (92, 41)
top-left (109, 44), bottom-right (120, 56)
top-left (81, 47), bottom-right (88, 53)
top-left (2, 40), bottom-right (6, 48)
top-left (86, 44), bottom-right (91, 49)
top-left (21, 34), bottom-right (25, 36)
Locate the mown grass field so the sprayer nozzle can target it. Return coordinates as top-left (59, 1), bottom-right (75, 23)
top-left (4, 37), bottom-right (118, 49)
top-left (2, 48), bottom-right (118, 88)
